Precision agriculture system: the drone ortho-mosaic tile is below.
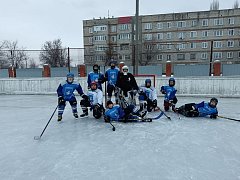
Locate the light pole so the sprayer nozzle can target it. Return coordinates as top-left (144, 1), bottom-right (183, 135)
top-left (135, 0), bottom-right (139, 75)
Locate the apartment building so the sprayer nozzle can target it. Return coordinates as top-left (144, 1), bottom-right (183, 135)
top-left (83, 8), bottom-right (240, 66)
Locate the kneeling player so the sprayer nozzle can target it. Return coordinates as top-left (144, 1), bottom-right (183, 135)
top-left (176, 98), bottom-right (218, 119)
top-left (57, 72), bottom-right (87, 121)
top-left (80, 81), bottom-right (104, 119)
top-left (138, 79), bottom-right (159, 112)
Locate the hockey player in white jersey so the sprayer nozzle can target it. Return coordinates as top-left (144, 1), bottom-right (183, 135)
top-left (138, 79), bottom-right (159, 112)
top-left (80, 81), bottom-right (104, 119)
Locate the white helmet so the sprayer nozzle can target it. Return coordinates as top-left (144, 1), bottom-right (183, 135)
top-left (122, 65), bottom-right (129, 75)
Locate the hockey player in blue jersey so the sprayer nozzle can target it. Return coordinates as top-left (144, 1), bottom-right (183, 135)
top-left (87, 64), bottom-right (105, 90)
top-left (80, 81), bottom-right (104, 119)
top-left (176, 98), bottom-right (218, 118)
top-left (160, 77), bottom-right (178, 111)
top-left (105, 61), bottom-right (120, 103)
top-left (138, 79), bottom-right (159, 112)
top-left (57, 72), bottom-right (88, 121)
top-left (104, 100), bottom-right (147, 123)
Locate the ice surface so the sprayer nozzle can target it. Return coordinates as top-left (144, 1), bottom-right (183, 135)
top-left (0, 95), bottom-right (240, 180)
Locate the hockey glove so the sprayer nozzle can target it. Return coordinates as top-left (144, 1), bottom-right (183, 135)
top-left (81, 94), bottom-right (88, 100)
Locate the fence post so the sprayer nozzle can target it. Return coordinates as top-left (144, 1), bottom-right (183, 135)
top-left (8, 66), bottom-right (16, 78)
top-left (166, 61), bottom-right (172, 77)
top-left (42, 64), bottom-right (51, 77)
top-left (78, 64), bottom-right (86, 77)
top-left (213, 60), bottom-right (221, 76)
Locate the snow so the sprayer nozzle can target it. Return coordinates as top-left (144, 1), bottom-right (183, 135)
top-left (0, 95), bottom-right (240, 180)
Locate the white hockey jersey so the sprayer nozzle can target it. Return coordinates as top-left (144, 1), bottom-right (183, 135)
top-left (87, 89), bottom-right (103, 105)
top-left (139, 86), bottom-right (157, 101)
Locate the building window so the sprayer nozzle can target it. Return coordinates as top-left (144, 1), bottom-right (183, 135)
top-left (202, 19), bottom-right (208, 26)
top-left (214, 18), bottom-right (223, 26)
top-left (177, 21), bottom-right (186, 28)
top-left (177, 43), bottom-right (185, 50)
top-left (201, 53), bottom-right (207, 60)
top-left (95, 45), bottom-right (107, 51)
top-left (157, 23), bottom-right (163, 29)
top-left (145, 44), bottom-right (154, 50)
top-left (89, 27), bottom-right (93, 34)
top-left (227, 40), bottom-right (234, 47)
top-left (111, 36), bottom-right (117, 42)
top-left (167, 32), bottom-right (172, 40)
top-left (191, 20), bottom-right (197, 27)
top-left (94, 35), bottom-right (107, 41)
top-left (144, 23), bottom-right (152, 30)
top-left (118, 33), bottom-right (130, 40)
top-left (120, 44), bottom-right (129, 50)
top-left (119, 24), bottom-right (129, 30)
top-left (95, 55), bottom-right (105, 61)
top-left (202, 31), bottom-right (209, 37)
top-left (93, 25), bottom-right (107, 32)
top-left (166, 43), bottom-right (172, 50)
top-left (167, 54), bottom-right (171, 60)
top-left (111, 26), bottom-right (117, 32)
top-left (227, 52), bottom-right (233, 59)
top-left (190, 42), bottom-right (196, 49)
top-left (228, 17), bottom-right (235, 25)
top-left (202, 42), bottom-right (208, 49)
top-left (214, 30), bottom-right (223, 37)
top-left (213, 52), bottom-right (222, 59)
top-left (177, 54), bottom-right (185, 60)
top-left (238, 51), bottom-right (240, 58)
top-left (214, 41), bottom-right (222, 48)
top-left (190, 31), bottom-right (197, 38)
top-left (178, 32), bottom-right (185, 39)
top-left (190, 53), bottom-right (196, 60)
top-left (157, 54), bottom-right (163, 61)
top-left (144, 34), bottom-right (153, 40)
top-left (157, 33), bottom-right (163, 40)
top-left (89, 37), bottom-right (93, 44)
top-left (157, 44), bottom-right (163, 50)
top-left (228, 29), bottom-right (234, 36)
top-left (167, 22), bottom-right (172, 28)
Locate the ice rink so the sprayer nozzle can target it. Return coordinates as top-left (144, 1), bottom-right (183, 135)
top-left (0, 95), bottom-right (240, 180)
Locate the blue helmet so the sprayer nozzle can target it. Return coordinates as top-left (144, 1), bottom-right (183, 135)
top-left (66, 72), bottom-right (74, 78)
top-left (145, 79), bottom-right (151, 87)
top-left (169, 78), bottom-right (175, 87)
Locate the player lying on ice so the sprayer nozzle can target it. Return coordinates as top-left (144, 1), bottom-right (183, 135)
top-left (79, 81), bottom-right (104, 119)
top-left (104, 100), bottom-right (147, 123)
top-left (176, 97), bottom-right (218, 118)
top-left (57, 72), bottom-right (88, 121)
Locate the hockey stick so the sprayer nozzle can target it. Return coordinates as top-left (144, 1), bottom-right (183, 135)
top-left (217, 115), bottom-right (240, 122)
top-left (34, 105), bottom-right (58, 140)
top-left (109, 120), bottom-right (116, 131)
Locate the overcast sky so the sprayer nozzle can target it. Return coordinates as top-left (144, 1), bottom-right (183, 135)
top-left (0, 0), bottom-right (237, 49)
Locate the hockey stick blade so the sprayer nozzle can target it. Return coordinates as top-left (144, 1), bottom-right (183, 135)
top-left (34, 136), bottom-right (41, 140)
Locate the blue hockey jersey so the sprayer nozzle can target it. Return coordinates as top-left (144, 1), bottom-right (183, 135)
top-left (57, 81), bottom-right (84, 101)
top-left (105, 68), bottom-right (119, 85)
top-left (161, 85), bottom-right (177, 101)
top-left (104, 105), bottom-right (125, 121)
top-left (194, 101), bottom-right (218, 117)
top-left (87, 71), bottom-right (105, 90)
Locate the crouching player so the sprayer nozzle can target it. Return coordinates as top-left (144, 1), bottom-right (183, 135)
top-left (176, 98), bottom-right (218, 119)
top-left (57, 72), bottom-right (87, 121)
top-left (80, 81), bottom-right (104, 119)
top-left (138, 79), bottom-right (159, 112)
top-left (161, 78), bottom-right (178, 111)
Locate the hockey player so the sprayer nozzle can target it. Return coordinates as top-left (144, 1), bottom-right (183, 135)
top-left (87, 64), bottom-right (105, 90)
top-left (176, 98), bottom-right (218, 119)
top-left (57, 72), bottom-right (88, 121)
top-left (160, 77), bottom-right (178, 111)
top-left (116, 65), bottom-right (138, 104)
top-left (138, 79), bottom-right (159, 112)
top-left (104, 100), bottom-right (146, 122)
top-left (105, 61), bottom-right (120, 102)
top-left (80, 81), bottom-right (104, 119)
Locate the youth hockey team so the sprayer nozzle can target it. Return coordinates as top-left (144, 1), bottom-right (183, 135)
top-left (56, 61), bottom-right (218, 122)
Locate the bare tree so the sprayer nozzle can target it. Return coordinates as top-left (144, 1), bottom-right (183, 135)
top-left (39, 39), bottom-right (67, 67)
top-left (0, 41), bottom-right (8, 68)
top-left (4, 40), bottom-right (29, 68)
top-left (105, 41), bottom-right (118, 66)
top-left (233, 0), bottom-right (239, 8)
top-left (29, 58), bottom-right (38, 68)
top-left (210, 0), bottom-right (219, 10)
top-left (141, 39), bottom-right (158, 66)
